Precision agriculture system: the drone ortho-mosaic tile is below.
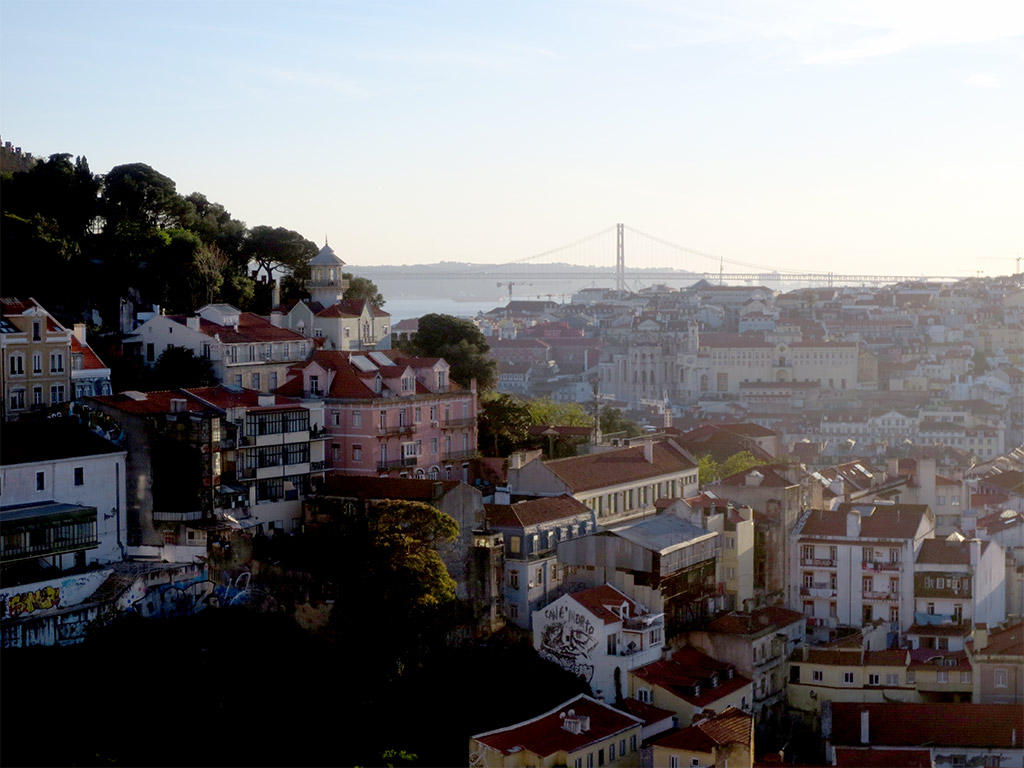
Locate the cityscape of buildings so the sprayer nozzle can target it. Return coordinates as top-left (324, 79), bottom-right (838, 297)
top-left (2, 227), bottom-right (1022, 766)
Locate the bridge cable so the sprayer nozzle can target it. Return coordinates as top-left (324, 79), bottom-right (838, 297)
top-left (624, 225), bottom-right (806, 275)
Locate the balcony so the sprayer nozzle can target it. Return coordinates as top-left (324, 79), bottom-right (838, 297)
top-left (378, 424), bottom-right (414, 436)
top-left (377, 456), bottom-right (418, 472)
top-left (443, 417), bottom-right (476, 429)
top-left (0, 503), bottom-right (99, 564)
top-left (863, 590), bottom-right (899, 601)
top-left (800, 585), bottom-right (837, 599)
top-left (309, 427), bottom-right (328, 440)
top-left (153, 510), bottom-right (205, 522)
top-left (864, 561), bottom-right (901, 572)
top-left (800, 558), bottom-right (836, 568)
top-left (309, 460), bottom-right (327, 472)
top-left (443, 449), bottom-right (478, 462)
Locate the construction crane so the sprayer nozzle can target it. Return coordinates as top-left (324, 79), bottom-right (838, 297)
top-left (498, 281), bottom-right (532, 301)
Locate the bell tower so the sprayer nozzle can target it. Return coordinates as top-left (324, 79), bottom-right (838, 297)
top-left (307, 241), bottom-right (349, 307)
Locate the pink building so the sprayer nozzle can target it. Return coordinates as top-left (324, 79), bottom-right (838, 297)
top-left (276, 349), bottom-right (478, 480)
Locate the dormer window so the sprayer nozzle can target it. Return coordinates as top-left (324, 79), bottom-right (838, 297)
top-left (402, 376), bottom-right (413, 392)
top-left (437, 371), bottom-right (447, 389)
top-left (309, 375), bottom-right (320, 395)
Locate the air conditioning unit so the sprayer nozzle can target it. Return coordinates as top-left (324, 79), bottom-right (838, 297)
top-left (431, 420), bottom-right (439, 427)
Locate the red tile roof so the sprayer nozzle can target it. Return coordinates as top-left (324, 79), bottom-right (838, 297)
top-left (615, 698), bottom-right (675, 726)
top-left (915, 537), bottom-right (983, 565)
top-left (184, 386), bottom-right (302, 410)
top-left (472, 694), bottom-right (642, 757)
top-left (484, 495), bottom-right (591, 529)
top-left (544, 441), bottom-right (696, 493)
top-left (652, 707), bottom-right (752, 752)
top-left (799, 504), bottom-right (931, 540)
top-left (88, 390), bottom-right (217, 416)
top-left (568, 584), bottom-right (640, 625)
top-left (969, 620), bottom-right (1024, 657)
top-left (828, 703), bottom-right (1024, 748)
top-left (168, 313), bottom-right (307, 344)
top-left (70, 336), bottom-right (108, 370)
top-left (632, 647), bottom-right (750, 707)
top-left (702, 607), bottom-right (804, 636)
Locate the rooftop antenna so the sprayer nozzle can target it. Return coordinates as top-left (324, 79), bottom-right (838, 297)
top-left (719, 255), bottom-right (724, 286)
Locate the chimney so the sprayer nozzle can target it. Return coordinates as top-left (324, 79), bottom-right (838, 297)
top-left (257, 393), bottom-right (275, 407)
top-left (969, 538), bottom-right (981, 568)
top-left (271, 279), bottom-right (280, 309)
top-left (643, 441), bottom-right (654, 463)
top-left (170, 398), bottom-right (188, 413)
top-left (745, 470), bottom-right (764, 487)
top-left (73, 323), bottom-right (86, 344)
top-left (973, 623), bottom-right (988, 650)
top-left (270, 311), bottom-right (283, 328)
top-left (494, 486), bottom-right (511, 505)
top-left (846, 509), bottom-right (862, 538)
top-left (185, 316), bottom-right (200, 331)
top-left (860, 710), bottom-right (870, 744)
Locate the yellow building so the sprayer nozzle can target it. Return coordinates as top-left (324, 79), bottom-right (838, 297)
top-left (469, 694), bottom-right (643, 768)
top-left (649, 707), bottom-right (754, 768)
top-left (1, 297), bottom-right (72, 420)
top-left (787, 647), bottom-right (916, 715)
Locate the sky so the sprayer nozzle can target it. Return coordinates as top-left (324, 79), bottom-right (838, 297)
top-left (2, 0), bottom-right (1022, 277)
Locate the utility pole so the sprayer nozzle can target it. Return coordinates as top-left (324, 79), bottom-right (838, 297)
top-left (616, 223), bottom-right (625, 298)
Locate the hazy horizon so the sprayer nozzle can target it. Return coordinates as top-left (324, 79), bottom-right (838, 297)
top-left (2, 1), bottom-right (1021, 277)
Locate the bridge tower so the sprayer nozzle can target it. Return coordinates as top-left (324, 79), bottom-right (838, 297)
top-left (616, 222), bottom-right (625, 297)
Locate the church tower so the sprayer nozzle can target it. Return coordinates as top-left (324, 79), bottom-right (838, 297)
top-left (307, 242), bottom-right (349, 307)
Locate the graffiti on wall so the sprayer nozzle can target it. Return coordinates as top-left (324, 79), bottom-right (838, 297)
top-left (537, 602), bottom-right (599, 683)
top-left (5, 586), bottom-right (61, 618)
top-left (1, 571), bottom-right (113, 621)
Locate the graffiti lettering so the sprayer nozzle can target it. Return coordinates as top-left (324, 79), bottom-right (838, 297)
top-left (537, 606), bottom-right (599, 684)
top-left (6, 587), bottom-right (61, 618)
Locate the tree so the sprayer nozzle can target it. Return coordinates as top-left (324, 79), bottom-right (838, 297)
top-left (241, 225), bottom-right (317, 286)
top-left (527, 397), bottom-right (590, 426)
top-left (478, 394), bottom-right (532, 456)
top-left (150, 346), bottom-right (217, 389)
top-left (406, 313), bottom-right (497, 390)
top-left (600, 406), bottom-right (642, 437)
top-left (343, 272), bottom-right (385, 306)
top-left (102, 162), bottom-right (192, 230)
top-left (697, 450), bottom-right (764, 485)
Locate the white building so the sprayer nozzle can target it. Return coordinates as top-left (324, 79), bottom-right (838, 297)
top-left (909, 534), bottom-right (1005, 652)
top-left (792, 502), bottom-right (936, 641)
top-left (534, 584), bottom-right (665, 701)
top-left (1, 420), bottom-right (127, 572)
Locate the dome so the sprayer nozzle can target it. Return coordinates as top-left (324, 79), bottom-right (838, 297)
top-left (309, 242), bottom-right (345, 267)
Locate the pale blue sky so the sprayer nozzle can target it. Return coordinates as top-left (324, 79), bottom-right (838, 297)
top-left (2, 0), bottom-right (1021, 276)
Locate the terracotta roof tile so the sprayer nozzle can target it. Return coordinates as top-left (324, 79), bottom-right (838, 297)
top-left (544, 441), bottom-right (696, 493)
top-left (472, 694), bottom-right (642, 757)
top-left (653, 707), bottom-right (752, 752)
top-left (702, 607), bottom-right (804, 636)
top-left (828, 703), bottom-right (1024, 748)
top-left (569, 584), bottom-right (640, 625)
top-left (484, 495), bottom-right (591, 529)
top-left (633, 647), bottom-right (750, 707)
top-left (70, 336), bottom-right (107, 370)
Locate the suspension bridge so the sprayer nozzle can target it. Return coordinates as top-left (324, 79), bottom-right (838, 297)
top-left (410, 224), bottom-right (972, 289)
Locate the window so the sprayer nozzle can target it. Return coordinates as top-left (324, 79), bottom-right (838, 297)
top-left (575, 760), bottom-right (582, 768)
top-left (49, 384), bottom-right (65, 404)
top-left (812, 670), bottom-right (823, 682)
top-left (960, 670), bottom-right (971, 683)
top-left (352, 445), bottom-right (362, 462)
top-left (868, 673), bottom-right (880, 685)
top-left (804, 573), bottom-right (814, 588)
top-left (269, 372), bottom-right (278, 390)
top-left (251, 372), bottom-right (260, 390)
top-left (951, 756), bottom-right (966, 768)
top-left (886, 673), bottom-right (899, 685)
top-left (32, 387), bottom-right (42, 405)
top-left (509, 604), bottom-right (518, 619)
top-left (907, 670), bottom-right (915, 683)
top-left (352, 410), bottom-right (362, 427)
top-left (587, 753), bottom-right (593, 768)
top-left (630, 735), bottom-right (636, 752)
top-left (32, 320), bottom-right (41, 341)
top-left (536, 567), bottom-right (542, 583)
top-left (32, 353), bottom-right (41, 373)
top-left (8, 354), bottom-right (24, 375)
top-left (843, 672), bottom-right (854, 684)
top-left (9, 389), bottom-right (25, 411)
top-left (234, 374), bottom-right (243, 388)
top-left (309, 375), bottom-right (320, 395)
top-left (74, 467), bottom-right (84, 486)
top-left (637, 688), bottom-right (651, 703)
top-left (598, 748), bottom-right (604, 767)
top-left (863, 577), bottom-right (873, 593)
top-left (609, 744), bottom-right (615, 761)
top-left (619, 740), bottom-right (626, 757)
top-left (994, 669), bottom-right (1008, 688)
top-left (50, 352), bottom-right (64, 372)
top-left (669, 757), bottom-right (678, 768)
top-left (509, 571), bottom-right (519, 589)
top-left (414, 407), bottom-right (421, 422)
top-left (36, 471), bottom-right (45, 491)
top-left (927, 602), bottom-right (935, 615)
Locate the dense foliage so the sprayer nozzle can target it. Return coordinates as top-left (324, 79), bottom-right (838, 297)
top-left (402, 313), bottom-right (497, 390)
top-left (0, 153), bottom-right (382, 329)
